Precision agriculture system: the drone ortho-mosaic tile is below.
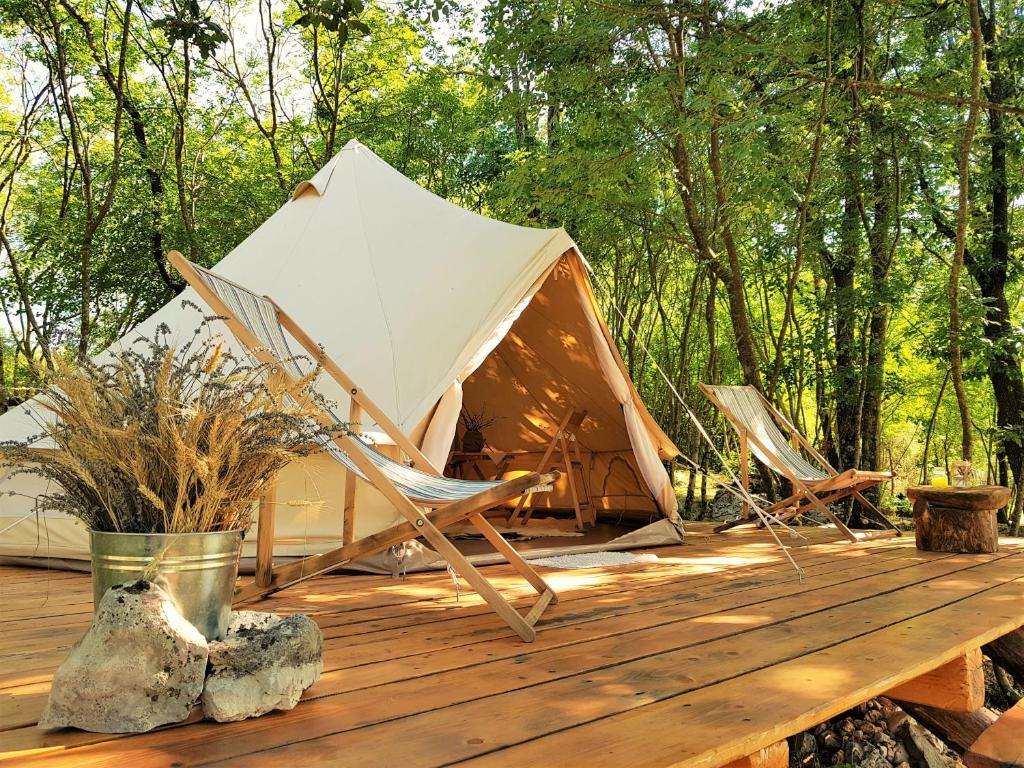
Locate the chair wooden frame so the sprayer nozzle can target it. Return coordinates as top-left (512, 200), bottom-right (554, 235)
top-left (507, 408), bottom-right (595, 530)
top-left (169, 250), bottom-right (559, 642)
top-left (699, 383), bottom-right (899, 543)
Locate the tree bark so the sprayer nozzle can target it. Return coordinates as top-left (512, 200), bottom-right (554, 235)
top-left (983, 628), bottom-right (1024, 687)
top-left (966, 0), bottom-right (1024, 515)
top-left (660, 14), bottom-right (762, 394)
top-left (707, 112), bottom-right (764, 392)
top-left (893, 701), bottom-right (997, 754)
top-left (830, 163), bottom-right (860, 476)
top-left (859, 120), bottom-right (896, 476)
top-left (912, 499), bottom-right (999, 554)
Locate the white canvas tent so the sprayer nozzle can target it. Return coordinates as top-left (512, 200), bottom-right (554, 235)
top-left (0, 140), bottom-right (683, 567)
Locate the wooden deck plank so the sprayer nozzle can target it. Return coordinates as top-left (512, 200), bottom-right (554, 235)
top-left (0, 543), bottom-right (930, 705)
top-left (0, 543), bottom-right (922, 732)
top-left (1, 527), bottom-right (1020, 768)
top-left (2, 540), bottom-right (912, 661)
top-left (186, 555), bottom-right (1024, 768)
top-left (450, 573), bottom-right (1023, 768)
top-left (0, 537), bottom-right (901, 643)
top-left (0, 532), bottom-right (839, 621)
top-left (0, 538), bottom-right (913, 682)
top-left (10, 551), bottom-right (1021, 767)
top-left (0, 525), bottom-right (858, 605)
top-left (0, 545), bottom-right (950, 749)
top-left (0, 528), bottom-right (883, 619)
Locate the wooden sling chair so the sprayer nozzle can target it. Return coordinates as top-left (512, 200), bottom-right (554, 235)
top-left (168, 251), bottom-right (559, 642)
top-left (507, 408), bottom-right (595, 530)
top-left (699, 384), bottom-right (899, 543)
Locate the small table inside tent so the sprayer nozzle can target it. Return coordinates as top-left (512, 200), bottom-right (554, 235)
top-left (446, 450), bottom-right (523, 481)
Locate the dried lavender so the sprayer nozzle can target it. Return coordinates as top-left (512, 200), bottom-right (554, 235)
top-left (0, 307), bottom-right (335, 534)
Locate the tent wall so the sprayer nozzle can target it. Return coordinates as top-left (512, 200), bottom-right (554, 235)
top-left (0, 141), bottom-right (681, 564)
top-left (0, 450), bottom-right (406, 563)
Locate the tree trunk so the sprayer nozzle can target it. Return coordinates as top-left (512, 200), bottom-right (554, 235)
top-left (949, 0), bottom-right (984, 464)
top-left (967, 1), bottom-right (1024, 511)
top-left (893, 702), bottom-right (996, 754)
top-left (708, 113), bottom-right (763, 393)
top-left (78, 236), bottom-right (92, 356)
top-left (984, 628), bottom-right (1024, 688)
top-left (860, 113), bottom-right (896, 477)
top-left (831, 177), bottom-right (860, 475)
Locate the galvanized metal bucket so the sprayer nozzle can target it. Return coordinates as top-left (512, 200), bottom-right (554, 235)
top-left (90, 529), bottom-right (243, 640)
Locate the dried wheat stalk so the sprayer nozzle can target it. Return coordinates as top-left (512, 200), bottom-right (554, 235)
top-left (1, 311), bottom-right (333, 534)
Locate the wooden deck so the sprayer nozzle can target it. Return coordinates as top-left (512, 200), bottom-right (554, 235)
top-left (1, 523), bottom-right (1022, 767)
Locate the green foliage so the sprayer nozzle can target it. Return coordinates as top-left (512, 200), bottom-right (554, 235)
top-left (152, 0), bottom-right (229, 59)
top-left (294, 0), bottom-right (369, 37)
top-left (0, 0), bottom-right (1021, 508)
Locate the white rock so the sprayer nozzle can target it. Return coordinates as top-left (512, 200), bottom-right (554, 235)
top-left (225, 610), bottom-right (281, 634)
top-left (894, 719), bottom-right (947, 768)
top-left (201, 612), bottom-right (323, 722)
top-left (39, 581), bottom-right (208, 733)
top-left (892, 744), bottom-right (910, 765)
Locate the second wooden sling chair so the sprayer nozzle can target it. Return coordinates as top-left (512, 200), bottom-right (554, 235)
top-left (699, 384), bottom-right (899, 543)
top-left (169, 251), bottom-right (559, 642)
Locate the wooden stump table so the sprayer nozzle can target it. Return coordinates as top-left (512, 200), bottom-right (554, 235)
top-left (907, 485), bottom-right (1010, 554)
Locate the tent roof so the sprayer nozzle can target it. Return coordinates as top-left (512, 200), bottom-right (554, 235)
top-left (220, 140), bottom-right (579, 430)
top-left (2, 140), bottom-right (577, 438)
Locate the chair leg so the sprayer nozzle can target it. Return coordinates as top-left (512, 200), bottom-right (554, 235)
top-left (798, 490), bottom-right (859, 543)
top-left (782, 483), bottom-right (898, 541)
top-left (739, 430), bottom-right (750, 520)
top-left (761, 493), bottom-right (802, 516)
top-left (760, 494), bottom-right (854, 540)
top-left (852, 489), bottom-right (902, 534)
top-left (255, 486), bottom-right (277, 588)
top-left (412, 512), bottom-right (552, 642)
top-left (714, 516), bottom-right (757, 533)
top-left (468, 513), bottom-right (558, 603)
top-left (714, 492), bottom-right (801, 533)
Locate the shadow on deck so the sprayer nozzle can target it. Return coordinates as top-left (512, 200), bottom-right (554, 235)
top-left (1, 522), bottom-right (1022, 767)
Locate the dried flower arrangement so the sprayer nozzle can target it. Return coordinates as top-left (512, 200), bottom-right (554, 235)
top-left (1, 305), bottom-right (332, 534)
top-left (460, 406), bottom-right (501, 433)
top-left (460, 406), bottom-right (502, 452)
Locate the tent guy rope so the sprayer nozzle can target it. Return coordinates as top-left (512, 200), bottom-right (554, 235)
top-left (585, 264), bottom-right (807, 578)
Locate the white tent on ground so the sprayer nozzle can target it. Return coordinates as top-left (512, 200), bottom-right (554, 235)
top-left (0, 140), bottom-right (683, 568)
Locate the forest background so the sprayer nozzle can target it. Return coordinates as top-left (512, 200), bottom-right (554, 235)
top-left (1, 0), bottom-right (1021, 527)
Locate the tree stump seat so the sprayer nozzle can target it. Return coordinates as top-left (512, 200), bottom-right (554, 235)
top-left (907, 486), bottom-right (1010, 554)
